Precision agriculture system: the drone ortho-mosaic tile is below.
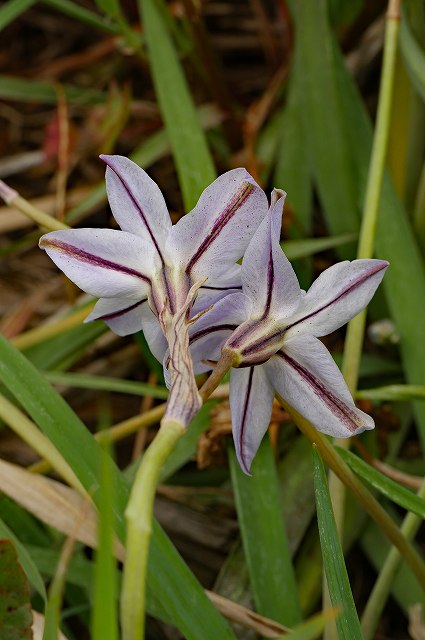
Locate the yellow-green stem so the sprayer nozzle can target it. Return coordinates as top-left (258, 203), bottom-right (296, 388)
top-left (121, 418), bottom-right (185, 640)
top-left (361, 476), bottom-right (425, 639)
top-left (329, 0), bottom-right (401, 539)
top-left (280, 400), bottom-right (425, 592)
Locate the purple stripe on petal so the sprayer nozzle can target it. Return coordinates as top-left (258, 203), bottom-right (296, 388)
top-left (285, 261), bottom-right (388, 333)
top-left (186, 182), bottom-right (254, 275)
top-left (101, 156), bottom-right (166, 265)
top-left (238, 366), bottom-right (254, 474)
top-left (262, 246), bottom-right (274, 319)
top-left (97, 298), bottom-right (147, 321)
top-left (41, 239), bottom-right (151, 285)
top-left (190, 323), bottom-right (239, 346)
top-left (277, 351), bottom-right (362, 432)
top-left (200, 285), bottom-right (242, 292)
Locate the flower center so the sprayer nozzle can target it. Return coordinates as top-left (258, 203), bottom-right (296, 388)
top-left (224, 318), bottom-right (285, 366)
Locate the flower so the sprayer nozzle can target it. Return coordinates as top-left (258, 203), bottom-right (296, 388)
top-left (39, 155), bottom-right (269, 363)
top-left (189, 190), bottom-right (389, 473)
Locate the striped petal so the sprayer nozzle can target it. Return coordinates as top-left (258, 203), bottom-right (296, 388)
top-left (189, 292), bottom-right (252, 373)
top-left (242, 191), bottom-right (301, 319)
top-left (191, 263), bottom-right (242, 317)
top-left (85, 296), bottom-right (148, 336)
top-left (265, 334), bottom-right (374, 438)
top-left (101, 155), bottom-right (171, 255)
top-left (230, 365), bottom-right (275, 475)
top-left (39, 228), bottom-right (155, 299)
top-left (284, 259), bottom-right (389, 338)
top-left (166, 169), bottom-right (269, 280)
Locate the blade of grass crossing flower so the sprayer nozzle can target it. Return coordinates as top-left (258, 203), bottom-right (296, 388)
top-left (0, 0), bottom-right (36, 30)
top-left (138, 0), bottom-right (216, 209)
top-left (92, 431), bottom-right (118, 640)
top-left (335, 447), bottom-right (425, 518)
top-left (0, 336), bottom-right (236, 639)
top-left (311, 446), bottom-right (362, 640)
top-left (229, 437), bottom-right (302, 626)
top-left (0, 518), bottom-right (47, 602)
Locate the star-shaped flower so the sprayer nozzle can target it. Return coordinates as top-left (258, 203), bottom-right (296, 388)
top-left (190, 191), bottom-right (389, 473)
top-left (39, 155), bottom-right (269, 363)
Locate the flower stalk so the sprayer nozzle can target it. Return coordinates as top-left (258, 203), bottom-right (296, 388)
top-left (121, 418), bottom-right (185, 640)
top-left (280, 399), bottom-right (425, 592)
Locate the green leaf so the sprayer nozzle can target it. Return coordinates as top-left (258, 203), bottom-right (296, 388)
top-left (0, 76), bottom-right (106, 104)
top-left (229, 437), bottom-right (301, 626)
top-left (42, 0), bottom-right (119, 33)
top-left (292, 0), bottom-right (359, 256)
top-left (357, 384), bottom-right (425, 402)
top-left (45, 371), bottom-right (168, 400)
top-left (336, 447), bottom-right (425, 519)
top-left (0, 0), bottom-right (36, 31)
top-left (0, 540), bottom-right (33, 640)
top-left (280, 609), bottom-right (338, 640)
top-left (0, 335), bottom-right (235, 639)
top-left (0, 519), bottom-right (46, 602)
top-left (138, 0), bottom-right (216, 209)
top-left (312, 446), bottom-right (363, 640)
top-left (92, 437), bottom-right (118, 640)
top-left (400, 5), bottom-right (425, 104)
top-left (282, 233), bottom-right (357, 261)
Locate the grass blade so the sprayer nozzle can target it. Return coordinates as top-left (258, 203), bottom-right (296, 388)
top-left (0, 0), bottom-right (37, 30)
top-left (336, 447), bottom-right (425, 518)
top-left (312, 446), bottom-right (362, 640)
top-left (0, 335), bottom-right (236, 639)
top-left (138, 0), bottom-right (216, 209)
top-left (229, 437), bottom-right (301, 626)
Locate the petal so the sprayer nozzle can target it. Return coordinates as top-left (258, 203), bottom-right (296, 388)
top-left (191, 263), bottom-right (242, 317)
top-left (242, 192), bottom-right (301, 319)
top-left (189, 292), bottom-right (252, 374)
top-left (40, 229), bottom-right (155, 299)
top-left (140, 304), bottom-right (168, 362)
top-left (230, 366), bottom-right (275, 475)
top-left (265, 334), bottom-right (374, 438)
top-left (101, 155), bottom-right (171, 255)
top-left (85, 296), bottom-right (147, 336)
top-left (284, 259), bottom-right (389, 338)
top-left (166, 168), bottom-right (269, 280)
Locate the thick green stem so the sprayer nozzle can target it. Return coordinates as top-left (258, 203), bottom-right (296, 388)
top-left (121, 418), bottom-right (185, 640)
top-left (361, 477), bottom-right (425, 639)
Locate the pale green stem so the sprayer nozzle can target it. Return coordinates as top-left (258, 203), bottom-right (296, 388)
top-left (120, 353), bottom-right (232, 640)
top-left (361, 477), bottom-right (425, 639)
top-left (280, 399), bottom-right (425, 592)
top-left (413, 158), bottom-right (425, 254)
top-left (0, 180), bottom-right (69, 231)
top-left (121, 418), bottom-right (185, 640)
top-left (325, 6), bottom-right (400, 635)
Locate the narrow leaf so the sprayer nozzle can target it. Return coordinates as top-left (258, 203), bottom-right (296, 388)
top-left (229, 437), bottom-right (301, 626)
top-left (138, 0), bottom-right (216, 208)
top-left (336, 447), bottom-right (425, 518)
top-left (312, 446), bottom-right (362, 640)
top-left (0, 0), bottom-right (36, 30)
